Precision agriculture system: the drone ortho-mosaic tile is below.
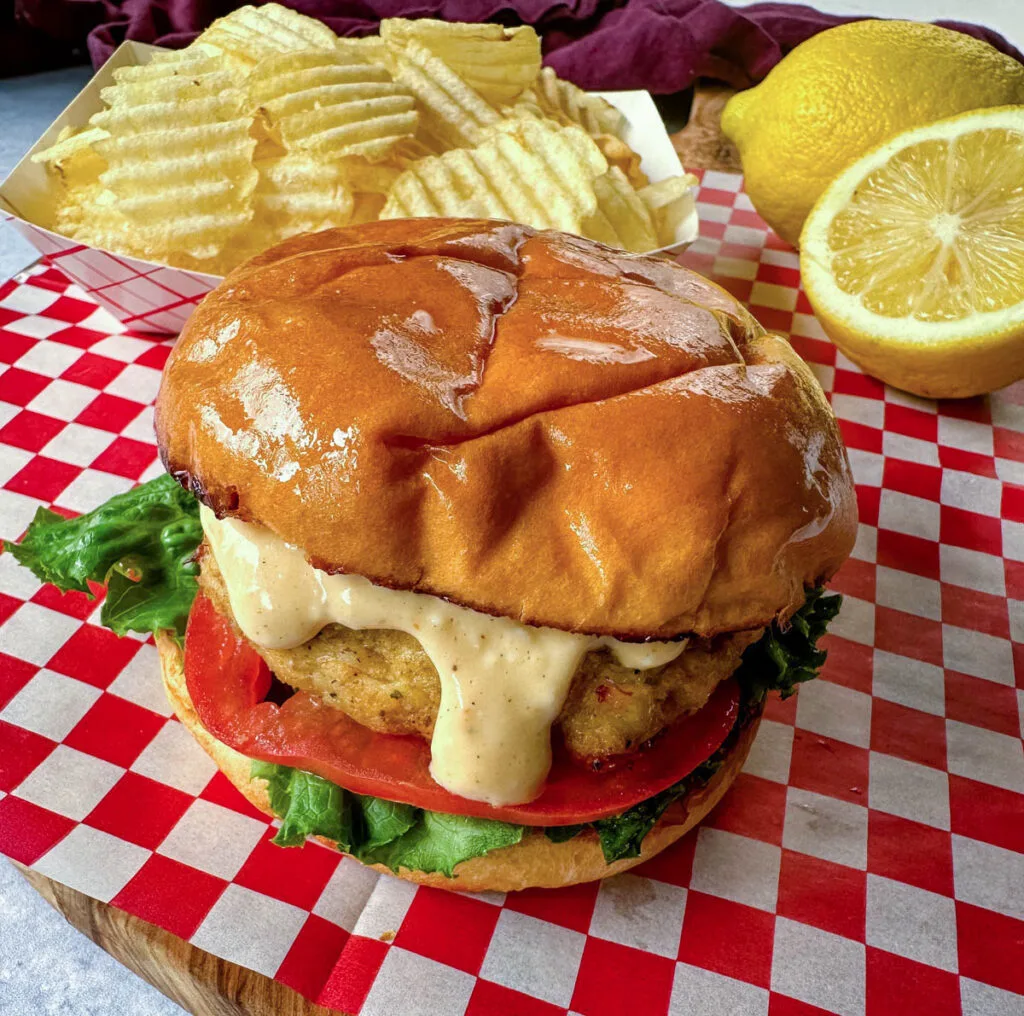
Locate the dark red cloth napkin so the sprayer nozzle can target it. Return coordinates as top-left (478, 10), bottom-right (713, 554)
top-left (6, 0), bottom-right (1023, 90)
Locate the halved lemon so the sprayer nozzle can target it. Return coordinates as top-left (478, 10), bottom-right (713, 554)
top-left (800, 106), bottom-right (1024, 398)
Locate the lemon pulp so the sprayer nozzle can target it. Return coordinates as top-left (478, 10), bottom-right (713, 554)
top-left (826, 127), bottom-right (1024, 322)
top-left (800, 107), bottom-right (1024, 398)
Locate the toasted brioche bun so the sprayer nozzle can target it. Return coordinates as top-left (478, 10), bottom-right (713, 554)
top-left (158, 633), bottom-right (762, 892)
top-left (156, 219), bottom-right (856, 640)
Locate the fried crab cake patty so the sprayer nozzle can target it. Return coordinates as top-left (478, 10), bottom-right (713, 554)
top-left (198, 549), bottom-right (761, 759)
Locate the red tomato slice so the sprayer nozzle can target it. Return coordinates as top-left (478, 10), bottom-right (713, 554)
top-left (184, 593), bottom-right (740, 825)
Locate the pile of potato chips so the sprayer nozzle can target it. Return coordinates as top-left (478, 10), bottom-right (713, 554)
top-left (34, 4), bottom-right (696, 275)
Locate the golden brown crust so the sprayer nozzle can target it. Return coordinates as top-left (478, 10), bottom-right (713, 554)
top-left (558, 626), bottom-right (762, 758)
top-left (157, 633), bottom-right (762, 892)
top-left (156, 219), bottom-right (857, 639)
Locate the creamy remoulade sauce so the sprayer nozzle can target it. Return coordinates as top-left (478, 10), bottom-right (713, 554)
top-left (200, 507), bottom-right (686, 807)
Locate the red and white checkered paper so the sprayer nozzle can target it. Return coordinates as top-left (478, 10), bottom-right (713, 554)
top-left (1, 171), bottom-right (1023, 1016)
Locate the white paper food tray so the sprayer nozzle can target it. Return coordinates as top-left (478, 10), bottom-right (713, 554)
top-left (0, 41), bottom-right (699, 335)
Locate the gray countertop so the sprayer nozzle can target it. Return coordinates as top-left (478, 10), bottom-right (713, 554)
top-left (0, 862), bottom-right (184, 1016)
top-left (0, 67), bottom-right (91, 281)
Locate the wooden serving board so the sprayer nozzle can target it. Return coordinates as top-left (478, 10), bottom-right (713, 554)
top-left (11, 82), bottom-right (738, 1016)
top-left (670, 83), bottom-right (742, 173)
top-left (14, 862), bottom-right (337, 1016)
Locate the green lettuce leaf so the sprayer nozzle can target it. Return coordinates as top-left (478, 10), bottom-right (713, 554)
top-left (251, 759), bottom-right (292, 816)
top-left (737, 586), bottom-right (842, 701)
top-left (2, 473), bottom-right (202, 638)
top-left (358, 795), bottom-right (418, 851)
top-left (251, 761), bottom-right (521, 876)
top-left (587, 755), bottom-right (725, 862)
top-left (275, 770), bottom-right (355, 849)
top-left (593, 794), bottom-right (677, 861)
top-left (544, 823), bottom-right (585, 844)
top-left (359, 810), bottom-right (522, 877)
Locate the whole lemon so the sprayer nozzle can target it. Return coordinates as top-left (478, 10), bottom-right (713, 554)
top-left (721, 20), bottom-right (1024, 247)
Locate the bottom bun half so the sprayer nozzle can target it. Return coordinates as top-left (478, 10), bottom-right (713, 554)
top-left (157, 634), bottom-right (762, 893)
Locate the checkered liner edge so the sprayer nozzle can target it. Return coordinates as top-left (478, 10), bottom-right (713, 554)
top-left (5, 217), bottom-right (218, 336)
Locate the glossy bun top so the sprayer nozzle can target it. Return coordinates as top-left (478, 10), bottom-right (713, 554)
top-left (156, 219), bottom-right (856, 638)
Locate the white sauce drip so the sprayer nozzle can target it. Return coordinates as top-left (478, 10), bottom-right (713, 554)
top-left (200, 508), bottom-right (686, 806)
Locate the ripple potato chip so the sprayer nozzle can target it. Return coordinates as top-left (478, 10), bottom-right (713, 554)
top-left (93, 59), bottom-right (257, 261)
top-left (197, 3), bottom-right (337, 69)
top-left (248, 151), bottom-right (355, 249)
top-left (381, 119), bottom-right (607, 233)
top-left (637, 175), bottom-right (700, 247)
top-left (585, 166), bottom-right (659, 253)
top-left (532, 67), bottom-right (626, 138)
top-left (380, 19), bottom-right (541, 104)
top-left (384, 40), bottom-right (500, 149)
top-left (249, 49), bottom-right (418, 162)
